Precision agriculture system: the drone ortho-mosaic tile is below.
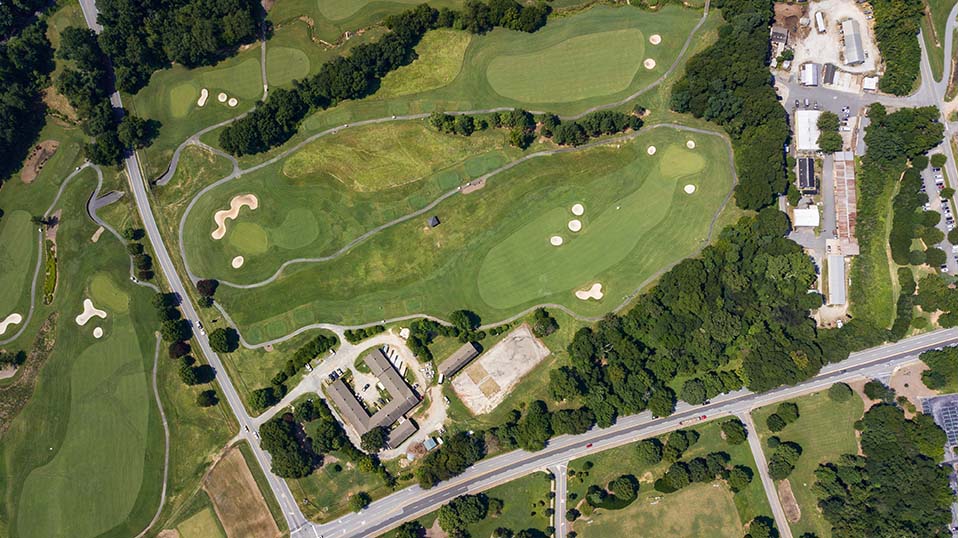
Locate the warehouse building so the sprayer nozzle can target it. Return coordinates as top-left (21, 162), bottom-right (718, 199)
top-left (438, 342), bottom-right (482, 378)
top-left (795, 110), bottom-right (822, 152)
top-left (842, 19), bottom-right (865, 65)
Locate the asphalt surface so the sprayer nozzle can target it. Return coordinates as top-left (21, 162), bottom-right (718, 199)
top-left (741, 412), bottom-right (793, 538)
top-left (553, 464), bottom-right (568, 538)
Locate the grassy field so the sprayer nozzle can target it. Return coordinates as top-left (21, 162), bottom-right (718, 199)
top-left (567, 418), bottom-right (772, 534)
top-left (750, 390), bottom-right (864, 538)
top-left (268, 0), bottom-right (464, 43)
top-left (377, 29), bottom-right (472, 98)
top-left (0, 211), bottom-right (37, 326)
top-left (289, 448), bottom-right (390, 522)
top-left (210, 126), bottom-right (734, 342)
top-left (183, 120), bottom-right (521, 282)
top-left (0, 170), bottom-right (165, 538)
top-left (177, 507), bottom-right (226, 538)
top-left (922, 0), bottom-right (957, 81)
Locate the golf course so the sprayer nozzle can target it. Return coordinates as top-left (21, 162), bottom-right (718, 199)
top-left (0, 211), bottom-right (37, 336)
top-left (0, 172), bottom-right (165, 538)
top-left (206, 126), bottom-right (734, 343)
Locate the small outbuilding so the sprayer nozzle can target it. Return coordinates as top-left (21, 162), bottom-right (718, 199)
top-left (798, 157), bottom-right (817, 193)
top-left (428, 216), bottom-right (440, 228)
top-left (863, 76), bottom-right (879, 92)
top-left (793, 207), bottom-right (821, 228)
top-left (800, 63), bottom-right (820, 86)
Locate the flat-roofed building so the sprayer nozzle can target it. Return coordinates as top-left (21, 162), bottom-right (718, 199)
top-left (842, 19), bottom-right (865, 65)
top-left (793, 207), bottom-right (821, 228)
top-left (438, 342), bottom-right (481, 378)
top-left (387, 419), bottom-right (418, 448)
top-left (828, 254), bottom-right (847, 305)
top-left (795, 110), bottom-right (822, 152)
top-left (800, 62), bottom-right (820, 86)
top-left (798, 157), bottom-right (816, 193)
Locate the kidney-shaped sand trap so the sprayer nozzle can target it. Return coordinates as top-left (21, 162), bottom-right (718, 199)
top-left (684, 184), bottom-right (696, 194)
top-left (575, 283), bottom-right (604, 301)
top-left (0, 313), bottom-right (22, 336)
top-left (197, 88), bottom-right (209, 107)
top-left (75, 298), bottom-right (107, 326)
top-left (568, 219), bottom-right (582, 232)
top-left (231, 255), bottom-right (245, 268)
top-left (212, 194), bottom-right (259, 240)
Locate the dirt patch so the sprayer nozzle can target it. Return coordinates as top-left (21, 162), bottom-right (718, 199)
top-left (157, 530), bottom-right (181, 538)
top-left (261, 0), bottom-right (275, 11)
top-left (640, 471), bottom-right (655, 483)
top-left (204, 446), bottom-right (281, 538)
top-left (774, 2), bottom-right (806, 33)
top-left (425, 517), bottom-right (449, 538)
top-left (848, 379), bottom-right (880, 411)
top-left (461, 178), bottom-right (486, 194)
top-left (20, 140), bottom-right (59, 184)
top-left (889, 361), bottom-right (936, 417)
top-left (452, 324), bottom-right (551, 415)
top-left (778, 479), bottom-right (802, 523)
top-left (0, 314), bottom-right (57, 439)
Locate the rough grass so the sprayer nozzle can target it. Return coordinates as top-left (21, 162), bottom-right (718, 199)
top-left (0, 211), bottom-right (36, 320)
top-left (211, 127), bottom-right (733, 342)
top-left (750, 390), bottom-right (864, 538)
top-left (486, 28), bottom-right (646, 103)
top-left (377, 29), bottom-right (472, 98)
top-left (921, 0), bottom-right (957, 81)
top-left (288, 450), bottom-right (389, 523)
top-left (0, 173), bottom-right (165, 538)
top-left (204, 446), bottom-right (281, 538)
top-left (177, 507), bottom-right (226, 538)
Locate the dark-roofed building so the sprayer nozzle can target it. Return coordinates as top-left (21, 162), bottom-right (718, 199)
top-left (822, 63), bottom-right (837, 86)
top-left (325, 348), bottom-right (421, 446)
top-left (438, 342), bottom-right (481, 378)
top-left (770, 26), bottom-right (789, 44)
top-left (387, 419), bottom-right (418, 448)
top-left (428, 216), bottom-right (440, 228)
top-left (798, 157), bottom-right (817, 193)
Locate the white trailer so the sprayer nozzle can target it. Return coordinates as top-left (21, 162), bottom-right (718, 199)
top-left (815, 11), bottom-right (826, 33)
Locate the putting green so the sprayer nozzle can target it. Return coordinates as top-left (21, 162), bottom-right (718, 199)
top-left (272, 208), bottom-right (321, 250)
top-left (164, 57), bottom-right (263, 119)
top-left (228, 222), bottom-right (270, 255)
top-left (267, 46), bottom-right (310, 88)
top-left (0, 210), bottom-right (35, 316)
top-left (659, 145), bottom-right (705, 176)
top-left (90, 272), bottom-right (130, 314)
top-left (486, 29), bottom-right (646, 103)
top-left (378, 29), bottom-right (472, 98)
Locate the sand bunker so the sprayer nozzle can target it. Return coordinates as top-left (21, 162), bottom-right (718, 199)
top-left (75, 298), bottom-right (107, 326)
top-left (228, 98), bottom-right (238, 107)
top-left (93, 327), bottom-right (104, 339)
top-left (571, 203), bottom-right (584, 216)
top-left (684, 184), bottom-right (696, 194)
top-left (211, 194), bottom-right (259, 240)
top-left (647, 146), bottom-right (657, 155)
top-left (0, 313), bottom-right (23, 336)
top-left (643, 58), bottom-right (656, 69)
top-left (686, 140), bottom-right (696, 149)
top-left (649, 34), bottom-right (662, 45)
top-left (550, 235), bottom-right (563, 246)
top-left (568, 219), bottom-right (582, 232)
top-left (575, 283), bottom-right (604, 301)
top-left (91, 226), bottom-right (104, 243)
top-left (217, 92), bottom-right (228, 103)
top-left (197, 88), bottom-right (209, 107)
top-left (231, 255), bottom-right (245, 268)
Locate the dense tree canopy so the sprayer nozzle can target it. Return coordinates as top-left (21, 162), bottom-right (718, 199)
top-left (671, 0), bottom-right (787, 210)
top-left (96, 0), bottom-right (261, 93)
top-left (871, 0), bottom-right (923, 95)
top-left (814, 405), bottom-right (950, 537)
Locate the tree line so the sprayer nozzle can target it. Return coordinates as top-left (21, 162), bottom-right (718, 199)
top-left (871, 0), bottom-right (923, 95)
top-left (152, 290), bottom-right (222, 407)
top-left (56, 27), bottom-right (160, 166)
top-left (0, 19), bottom-right (53, 186)
top-left (250, 332), bottom-right (338, 410)
top-left (220, 1), bottom-right (551, 156)
top-left (428, 108), bottom-right (642, 149)
top-left (889, 155), bottom-right (946, 268)
top-left (96, 0), bottom-right (262, 93)
top-left (670, 0), bottom-right (788, 210)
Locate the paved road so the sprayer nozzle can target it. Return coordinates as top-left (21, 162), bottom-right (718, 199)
top-left (75, 1), bottom-right (308, 533)
top-left (553, 464), bottom-right (569, 538)
top-left (292, 328), bottom-right (958, 538)
top-left (741, 413), bottom-right (793, 538)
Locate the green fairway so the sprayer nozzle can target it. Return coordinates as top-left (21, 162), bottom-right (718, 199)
top-left (0, 171), bottom-right (164, 538)
top-left (182, 120), bottom-right (520, 281)
top-left (378, 29), bottom-right (472, 98)
top-left (207, 127), bottom-right (733, 342)
top-left (0, 211), bottom-right (36, 323)
top-left (318, 0), bottom-right (428, 21)
top-left (486, 29), bottom-right (646, 103)
top-left (750, 390), bottom-right (864, 538)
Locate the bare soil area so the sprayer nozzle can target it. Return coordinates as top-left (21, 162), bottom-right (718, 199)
top-left (20, 140), bottom-right (59, 184)
top-left (774, 2), bottom-right (806, 33)
top-left (889, 361), bottom-right (936, 417)
top-left (452, 324), bottom-right (550, 415)
top-left (778, 479), bottom-right (802, 523)
top-left (204, 446), bottom-right (281, 538)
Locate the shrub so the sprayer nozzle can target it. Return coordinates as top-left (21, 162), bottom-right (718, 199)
top-left (828, 382), bottom-right (853, 402)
